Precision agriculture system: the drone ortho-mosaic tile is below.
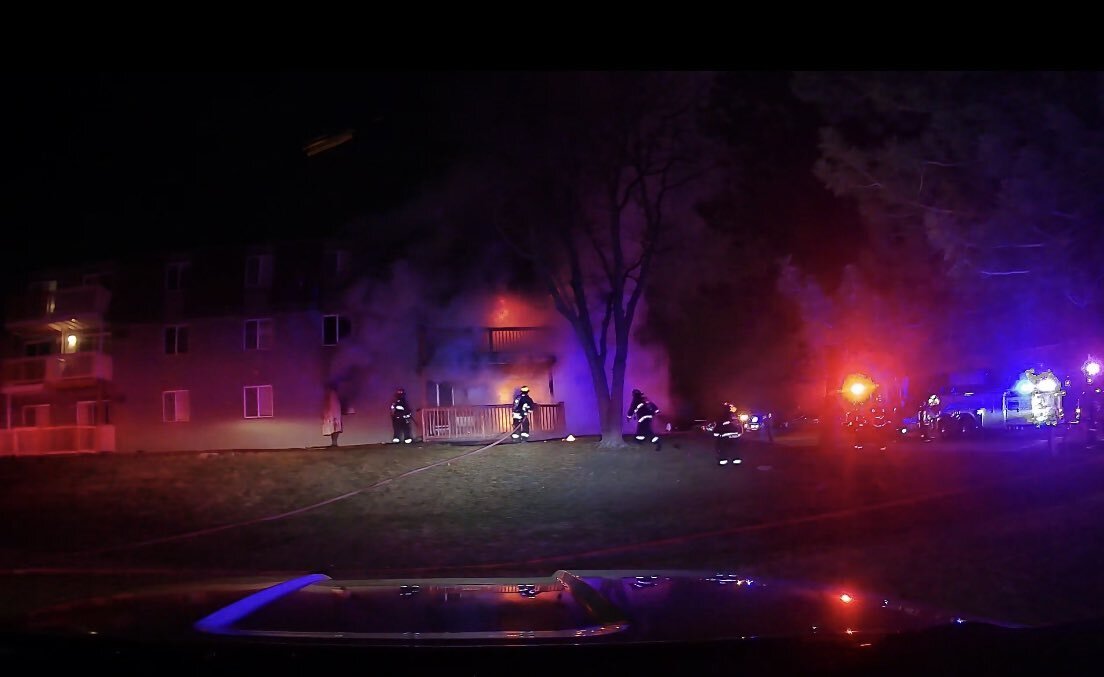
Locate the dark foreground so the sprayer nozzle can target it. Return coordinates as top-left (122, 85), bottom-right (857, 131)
top-left (2, 431), bottom-right (1104, 626)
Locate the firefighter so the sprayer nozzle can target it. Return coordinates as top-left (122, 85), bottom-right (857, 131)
top-left (627, 388), bottom-right (662, 450)
top-left (390, 388), bottom-right (414, 444)
top-left (845, 404), bottom-right (868, 449)
top-left (867, 393), bottom-right (892, 451)
top-left (512, 385), bottom-right (536, 441)
top-left (713, 402), bottom-right (742, 466)
top-left (919, 394), bottom-right (941, 442)
top-left (1079, 358), bottom-right (1103, 447)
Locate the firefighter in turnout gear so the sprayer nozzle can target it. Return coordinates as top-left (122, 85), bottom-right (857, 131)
top-left (390, 388), bottom-right (414, 444)
top-left (512, 385), bottom-right (536, 441)
top-left (1078, 357), bottom-right (1104, 447)
top-left (867, 393), bottom-right (892, 451)
top-left (713, 402), bottom-right (743, 466)
top-left (919, 394), bottom-right (941, 442)
top-left (627, 388), bottom-right (662, 450)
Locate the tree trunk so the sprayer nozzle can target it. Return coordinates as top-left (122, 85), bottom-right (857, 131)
top-left (583, 354), bottom-right (626, 449)
top-left (597, 396), bottom-right (626, 447)
top-left (597, 330), bottom-right (631, 448)
top-left (567, 315), bottom-right (629, 448)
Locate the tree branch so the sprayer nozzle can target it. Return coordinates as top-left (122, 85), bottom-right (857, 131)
top-left (492, 206), bottom-right (539, 260)
top-left (558, 224), bottom-right (601, 358)
top-left (581, 219), bottom-right (615, 285)
top-left (597, 292), bottom-right (614, 364)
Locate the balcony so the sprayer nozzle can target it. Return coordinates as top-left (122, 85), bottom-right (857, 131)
top-left (0, 424), bottom-right (115, 455)
top-left (6, 284), bottom-right (111, 332)
top-left (420, 327), bottom-right (554, 367)
top-left (487, 327), bottom-right (546, 352)
top-left (1, 353), bottom-right (113, 392)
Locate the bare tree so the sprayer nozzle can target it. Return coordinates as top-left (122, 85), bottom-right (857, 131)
top-left (491, 73), bottom-right (720, 446)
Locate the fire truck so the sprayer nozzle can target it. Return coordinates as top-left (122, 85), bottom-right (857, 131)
top-left (905, 362), bottom-right (1097, 457)
top-left (916, 368), bottom-right (1069, 434)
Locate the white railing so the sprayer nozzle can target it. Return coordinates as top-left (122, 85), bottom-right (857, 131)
top-left (1, 353), bottom-right (112, 389)
top-left (0, 424), bottom-right (115, 455)
top-left (420, 403), bottom-right (566, 442)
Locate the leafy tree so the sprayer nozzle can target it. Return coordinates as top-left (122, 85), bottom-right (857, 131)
top-left (792, 71), bottom-right (1104, 366)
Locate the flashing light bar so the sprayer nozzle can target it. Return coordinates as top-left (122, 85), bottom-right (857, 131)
top-left (842, 374), bottom-right (876, 403)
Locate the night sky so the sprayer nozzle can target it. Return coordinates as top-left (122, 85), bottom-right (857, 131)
top-left (0, 72), bottom-right (856, 291)
top-left (0, 73), bottom-right (847, 263)
top-left (1, 73), bottom-right (461, 279)
top-left (0, 71), bottom-right (875, 415)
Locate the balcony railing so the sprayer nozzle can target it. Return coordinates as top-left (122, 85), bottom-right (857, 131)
top-left (0, 424), bottom-right (115, 455)
top-left (420, 403), bottom-right (566, 442)
top-left (420, 327), bottom-right (552, 366)
top-left (1, 357), bottom-right (47, 384)
top-left (487, 327), bottom-right (546, 352)
top-left (1, 353), bottom-right (112, 390)
top-left (6, 284), bottom-right (111, 325)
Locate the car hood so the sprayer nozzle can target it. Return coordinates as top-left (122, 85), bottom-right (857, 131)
top-left (11, 569), bottom-right (1015, 647)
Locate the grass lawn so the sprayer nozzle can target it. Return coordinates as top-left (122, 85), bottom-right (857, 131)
top-left (3, 433), bottom-right (1104, 625)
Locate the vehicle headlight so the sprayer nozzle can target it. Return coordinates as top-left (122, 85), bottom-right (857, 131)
top-left (1037, 377), bottom-right (1058, 393)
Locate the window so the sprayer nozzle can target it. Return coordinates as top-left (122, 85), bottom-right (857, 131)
top-left (426, 381), bottom-right (454, 407)
top-left (79, 332), bottom-right (111, 354)
top-left (322, 315), bottom-right (352, 345)
top-left (21, 405), bottom-right (50, 428)
top-left (164, 325), bottom-right (189, 354)
top-left (29, 280), bottom-right (57, 314)
top-left (24, 339), bottom-right (55, 357)
top-left (83, 273), bottom-right (112, 290)
top-left (245, 254), bottom-right (273, 288)
top-left (162, 390), bottom-right (190, 423)
top-left (244, 319), bottom-right (273, 350)
top-left (165, 261), bottom-right (190, 291)
top-left (325, 250), bottom-right (349, 277)
top-left (77, 401), bottom-right (111, 426)
top-left (243, 385), bottom-right (274, 418)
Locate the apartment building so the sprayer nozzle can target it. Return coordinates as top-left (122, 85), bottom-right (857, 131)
top-left (0, 242), bottom-right (607, 454)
